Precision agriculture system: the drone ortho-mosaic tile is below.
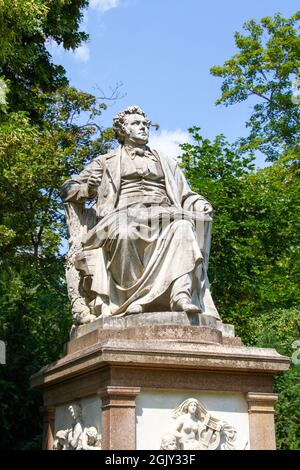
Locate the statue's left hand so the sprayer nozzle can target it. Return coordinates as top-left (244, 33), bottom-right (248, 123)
top-left (194, 200), bottom-right (213, 217)
top-left (203, 202), bottom-right (213, 216)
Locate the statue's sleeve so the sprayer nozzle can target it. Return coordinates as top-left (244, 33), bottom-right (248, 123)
top-left (60, 158), bottom-right (103, 203)
top-left (173, 163), bottom-right (209, 210)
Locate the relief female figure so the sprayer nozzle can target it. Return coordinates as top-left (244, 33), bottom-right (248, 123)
top-left (171, 398), bottom-right (206, 450)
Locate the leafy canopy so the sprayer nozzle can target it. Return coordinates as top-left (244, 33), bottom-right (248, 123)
top-left (0, 0), bottom-right (89, 117)
top-left (211, 11), bottom-right (300, 161)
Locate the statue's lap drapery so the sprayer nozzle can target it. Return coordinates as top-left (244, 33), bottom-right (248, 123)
top-left (61, 106), bottom-right (220, 324)
top-left (79, 204), bottom-right (202, 316)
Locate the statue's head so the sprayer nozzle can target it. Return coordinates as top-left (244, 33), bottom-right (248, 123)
top-left (68, 402), bottom-right (82, 421)
top-left (172, 398), bottom-right (206, 421)
top-left (180, 398), bottom-right (199, 416)
top-left (113, 105), bottom-right (150, 146)
top-left (160, 433), bottom-right (178, 450)
top-left (56, 429), bottom-right (68, 444)
top-left (85, 426), bottom-right (99, 446)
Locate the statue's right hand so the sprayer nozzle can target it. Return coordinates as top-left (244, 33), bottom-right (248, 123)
top-left (87, 175), bottom-right (100, 195)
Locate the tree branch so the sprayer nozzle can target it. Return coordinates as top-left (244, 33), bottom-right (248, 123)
top-left (95, 82), bottom-right (125, 102)
top-left (78, 122), bottom-right (102, 133)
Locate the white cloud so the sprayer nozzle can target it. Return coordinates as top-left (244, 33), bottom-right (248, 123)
top-left (73, 44), bottom-right (90, 63)
top-left (46, 39), bottom-right (91, 64)
top-left (149, 129), bottom-right (191, 160)
top-left (90, 0), bottom-right (119, 12)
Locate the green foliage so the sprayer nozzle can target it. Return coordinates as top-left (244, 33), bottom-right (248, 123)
top-left (211, 11), bottom-right (300, 161)
top-left (208, 13), bottom-right (300, 445)
top-left (0, 81), bottom-right (114, 449)
top-left (0, 260), bottom-right (72, 449)
top-left (0, 0), bottom-right (89, 118)
top-left (0, 2), bottom-right (298, 451)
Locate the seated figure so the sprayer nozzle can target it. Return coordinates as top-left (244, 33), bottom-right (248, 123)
top-left (61, 106), bottom-right (220, 324)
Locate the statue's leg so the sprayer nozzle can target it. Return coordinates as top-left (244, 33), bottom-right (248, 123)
top-left (103, 215), bottom-right (202, 315)
top-left (169, 220), bottom-right (201, 313)
top-left (107, 227), bottom-right (148, 289)
top-left (170, 274), bottom-right (201, 313)
top-left (170, 273), bottom-right (192, 308)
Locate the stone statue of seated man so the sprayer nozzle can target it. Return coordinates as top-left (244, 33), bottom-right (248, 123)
top-left (61, 105), bottom-right (220, 325)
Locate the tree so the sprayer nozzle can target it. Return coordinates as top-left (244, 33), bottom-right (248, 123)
top-left (181, 128), bottom-right (257, 333)
top-left (0, 0), bottom-right (89, 118)
top-left (211, 11), bottom-right (300, 161)
top-left (208, 13), bottom-right (300, 446)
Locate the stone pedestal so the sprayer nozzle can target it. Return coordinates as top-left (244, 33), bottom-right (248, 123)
top-left (31, 312), bottom-right (289, 450)
top-left (100, 386), bottom-right (140, 450)
top-left (247, 393), bottom-right (278, 450)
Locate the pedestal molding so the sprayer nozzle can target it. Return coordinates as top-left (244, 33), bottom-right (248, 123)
top-left (247, 392), bottom-right (278, 414)
top-left (247, 392), bottom-right (278, 449)
top-left (40, 405), bottom-right (55, 450)
top-left (99, 386), bottom-right (141, 450)
top-left (99, 386), bottom-right (141, 409)
top-left (31, 339), bottom-right (290, 389)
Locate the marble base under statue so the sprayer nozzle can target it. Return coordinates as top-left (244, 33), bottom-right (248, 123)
top-left (31, 312), bottom-right (289, 450)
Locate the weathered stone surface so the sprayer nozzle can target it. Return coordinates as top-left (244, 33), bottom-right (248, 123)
top-left (159, 397), bottom-right (238, 450)
top-left (70, 311), bottom-right (235, 339)
top-left (67, 312), bottom-right (239, 356)
top-left (31, 324), bottom-right (289, 450)
top-left (31, 311), bottom-right (289, 451)
top-left (53, 402), bottom-right (101, 450)
top-left (31, 321), bottom-right (289, 391)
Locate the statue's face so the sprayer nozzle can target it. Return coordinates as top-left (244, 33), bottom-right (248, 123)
top-left (68, 404), bottom-right (79, 420)
top-left (124, 113), bottom-right (149, 145)
top-left (188, 401), bottom-right (198, 415)
top-left (164, 438), bottom-right (177, 450)
top-left (88, 435), bottom-right (96, 445)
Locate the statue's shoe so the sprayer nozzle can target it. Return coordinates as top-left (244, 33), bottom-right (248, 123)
top-left (126, 304), bottom-right (143, 314)
top-left (173, 298), bottom-right (200, 314)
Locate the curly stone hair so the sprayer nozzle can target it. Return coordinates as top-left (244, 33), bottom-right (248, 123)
top-left (113, 105), bottom-right (150, 144)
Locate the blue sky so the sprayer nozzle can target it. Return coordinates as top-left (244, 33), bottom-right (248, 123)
top-left (48, 0), bottom-right (300, 166)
